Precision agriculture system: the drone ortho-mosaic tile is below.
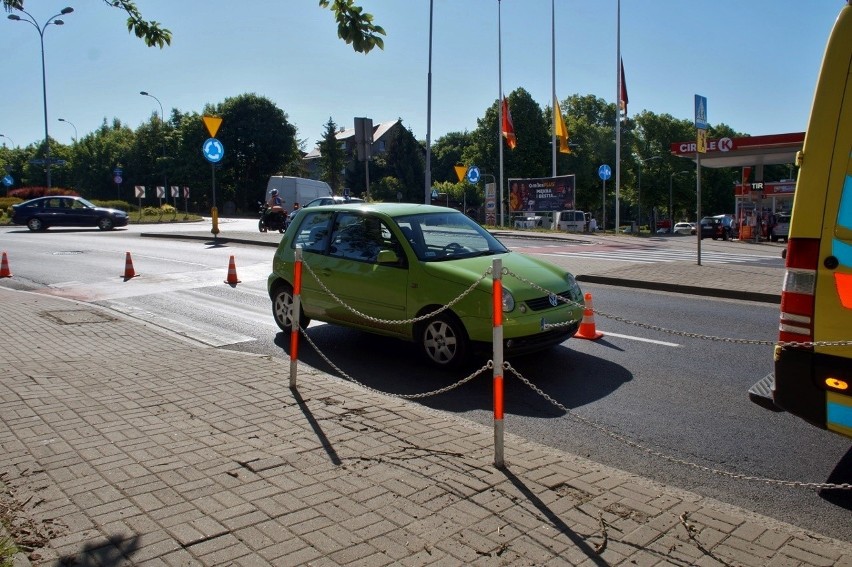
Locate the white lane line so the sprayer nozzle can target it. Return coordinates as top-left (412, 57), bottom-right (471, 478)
top-left (598, 331), bottom-right (681, 347)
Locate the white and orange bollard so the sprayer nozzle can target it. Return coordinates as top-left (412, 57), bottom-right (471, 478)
top-left (289, 248), bottom-right (303, 389)
top-left (574, 292), bottom-right (604, 340)
top-left (492, 258), bottom-right (505, 468)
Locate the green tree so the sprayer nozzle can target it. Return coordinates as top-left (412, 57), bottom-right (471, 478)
top-left (380, 124), bottom-right (424, 201)
top-left (430, 131), bottom-right (473, 184)
top-left (69, 119), bottom-right (136, 201)
top-left (319, 0), bottom-right (386, 54)
top-left (205, 94), bottom-right (300, 212)
top-left (4, 1), bottom-right (384, 53)
top-left (318, 118), bottom-right (345, 193)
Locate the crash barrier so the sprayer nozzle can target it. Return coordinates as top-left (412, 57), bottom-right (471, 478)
top-left (293, 257), bottom-right (852, 488)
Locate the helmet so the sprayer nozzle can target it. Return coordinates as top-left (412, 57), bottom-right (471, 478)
top-left (270, 189), bottom-right (278, 196)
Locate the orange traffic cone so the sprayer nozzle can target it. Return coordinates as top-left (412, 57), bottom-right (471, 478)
top-left (0, 251), bottom-right (12, 278)
top-left (224, 255), bottom-right (241, 285)
top-left (122, 252), bottom-right (136, 280)
top-left (574, 292), bottom-right (603, 340)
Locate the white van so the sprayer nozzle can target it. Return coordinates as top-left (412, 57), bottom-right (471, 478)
top-left (266, 176), bottom-right (333, 208)
top-left (555, 210), bottom-right (587, 232)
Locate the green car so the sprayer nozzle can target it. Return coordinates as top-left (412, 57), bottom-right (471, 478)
top-left (267, 203), bottom-right (584, 367)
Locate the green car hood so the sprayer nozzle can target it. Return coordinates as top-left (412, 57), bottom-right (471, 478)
top-left (420, 251), bottom-right (571, 299)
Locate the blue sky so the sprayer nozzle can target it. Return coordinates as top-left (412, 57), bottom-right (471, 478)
top-left (0, 1), bottom-right (844, 152)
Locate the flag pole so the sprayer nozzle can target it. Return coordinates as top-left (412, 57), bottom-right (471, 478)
top-left (498, 0), bottom-right (505, 227)
top-left (615, 0), bottom-right (622, 233)
top-left (551, 0), bottom-right (557, 177)
top-left (424, 0), bottom-right (434, 204)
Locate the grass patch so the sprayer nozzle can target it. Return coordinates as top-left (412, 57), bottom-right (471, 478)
top-left (0, 534), bottom-right (20, 567)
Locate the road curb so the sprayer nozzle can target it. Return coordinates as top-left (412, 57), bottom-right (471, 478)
top-left (576, 274), bottom-right (781, 304)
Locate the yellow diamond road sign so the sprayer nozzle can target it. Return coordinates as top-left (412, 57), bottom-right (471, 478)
top-left (203, 116), bottom-right (222, 138)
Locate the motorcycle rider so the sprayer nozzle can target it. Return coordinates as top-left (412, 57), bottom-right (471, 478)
top-left (265, 189), bottom-right (286, 225)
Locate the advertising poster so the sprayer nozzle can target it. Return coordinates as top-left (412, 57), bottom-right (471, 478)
top-left (508, 175), bottom-right (576, 212)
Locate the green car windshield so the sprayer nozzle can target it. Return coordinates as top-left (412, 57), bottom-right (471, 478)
top-left (392, 211), bottom-right (509, 262)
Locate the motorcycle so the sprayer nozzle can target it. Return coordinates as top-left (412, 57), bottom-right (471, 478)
top-left (258, 201), bottom-right (287, 233)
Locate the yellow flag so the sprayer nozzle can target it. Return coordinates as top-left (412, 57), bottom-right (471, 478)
top-left (554, 96), bottom-right (571, 154)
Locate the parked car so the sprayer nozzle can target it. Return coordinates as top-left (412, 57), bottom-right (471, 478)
top-left (672, 222), bottom-right (695, 236)
top-left (287, 195), bottom-right (364, 225)
top-left (268, 203), bottom-right (585, 367)
top-left (11, 196), bottom-right (129, 231)
top-left (302, 195), bottom-right (365, 208)
top-left (699, 215), bottom-right (734, 240)
top-left (770, 213), bottom-right (791, 242)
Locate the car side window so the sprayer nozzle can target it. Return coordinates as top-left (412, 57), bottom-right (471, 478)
top-left (292, 211), bottom-right (333, 254)
top-left (329, 213), bottom-right (403, 265)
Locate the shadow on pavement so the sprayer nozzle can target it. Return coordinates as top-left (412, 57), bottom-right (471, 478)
top-left (820, 446), bottom-right (852, 511)
top-left (273, 326), bottom-right (632, 419)
top-left (56, 534), bottom-right (139, 566)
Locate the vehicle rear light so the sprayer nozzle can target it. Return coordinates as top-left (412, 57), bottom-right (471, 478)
top-left (779, 238), bottom-right (820, 346)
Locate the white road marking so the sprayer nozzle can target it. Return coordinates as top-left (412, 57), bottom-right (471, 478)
top-left (598, 331), bottom-right (681, 347)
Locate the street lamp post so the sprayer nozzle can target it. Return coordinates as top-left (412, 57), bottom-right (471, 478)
top-left (58, 118), bottom-right (77, 143)
top-left (669, 170), bottom-right (690, 228)
top-left (7, 6), bottom-right (74, 188)
top-left (140, 91), bottom-right (168, 198)
top-left (0, 134), bottom-right (15, 148)
top-left (636, 155), bottom-right (662, 230)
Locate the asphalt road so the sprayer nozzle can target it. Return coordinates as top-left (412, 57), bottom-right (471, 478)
top-left (1, 223), bottom-right (849, 542)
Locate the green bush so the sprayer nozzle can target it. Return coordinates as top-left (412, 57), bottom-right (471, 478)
top-left (91, 199), bottom-right (134, 212)
top-left (0, 197), bottom-right (22, 210)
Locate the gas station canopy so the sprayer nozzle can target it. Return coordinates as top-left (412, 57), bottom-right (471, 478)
top-left (669, 132), bottom-right (805, 169)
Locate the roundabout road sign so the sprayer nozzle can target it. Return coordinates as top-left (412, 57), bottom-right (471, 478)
top-left (203, 138), bottom-right (224, 163)
top-left (466, 166), bottom-right (480, 183)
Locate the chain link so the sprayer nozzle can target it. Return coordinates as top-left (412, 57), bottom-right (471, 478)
top-left (503, 361), bottom-right (852, 491)
top-left (289, 262), bottom-right (852, 489)
top-left (296, 324), bottom-right (491, 399)
top-left (504, 267), bottom-right (852, 349)
top-left (300, 259), bottom-right (491, 327)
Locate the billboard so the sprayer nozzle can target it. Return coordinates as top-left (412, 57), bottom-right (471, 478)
top-left (508, 175), bottom-right (575, 212)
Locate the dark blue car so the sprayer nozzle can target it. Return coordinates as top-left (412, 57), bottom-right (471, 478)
top-left (11, 196), bottom-right (129, 231)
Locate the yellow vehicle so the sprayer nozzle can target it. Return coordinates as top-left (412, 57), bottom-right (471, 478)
top-left (750, 1), bottom-right (852, 438)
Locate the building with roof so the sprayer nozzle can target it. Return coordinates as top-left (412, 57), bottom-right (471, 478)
top-left (302, 119), bottom-right (403, 182)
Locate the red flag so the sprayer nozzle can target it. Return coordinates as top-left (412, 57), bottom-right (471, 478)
top-left (619, 58), bottom-right (628, 116)
top-left (501, 97), bottom-right (517, 150)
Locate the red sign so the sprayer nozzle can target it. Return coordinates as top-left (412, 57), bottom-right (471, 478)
top-left (670, 132), bottom-right (804, 156)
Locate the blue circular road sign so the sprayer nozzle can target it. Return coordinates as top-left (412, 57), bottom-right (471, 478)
top-left (598, 164), bottom-right (612, 181)
top-left (2, 174), bottom-right (13, 187)
top-left (203, 138), bottom-right (225, 163)
top-left (466, 166), bottom-right (480, 184)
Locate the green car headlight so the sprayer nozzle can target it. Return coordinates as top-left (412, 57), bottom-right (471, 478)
top-left (502, 287), bottom-right (515, 312)
top-left (565, 273), bottom-right (583, 303)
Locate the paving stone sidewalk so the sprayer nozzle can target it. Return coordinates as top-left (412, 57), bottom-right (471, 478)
top-left (1, 287), bottom-right (849, 566)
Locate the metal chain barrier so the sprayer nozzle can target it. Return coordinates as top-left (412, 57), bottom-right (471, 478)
top-left (301, 259), bottom-right (492, 326)
top-left (504, 267), bottom-right (852, 349)
top-left (288, 261), bottom-right (852, 489)
top-left (503, 361), bottom-right (852, 491)
top-left (297, 324), bottom-right (491, 399)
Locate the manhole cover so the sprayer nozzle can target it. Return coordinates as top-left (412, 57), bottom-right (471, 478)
top-left (41, 310), bottom-right (115, 325)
